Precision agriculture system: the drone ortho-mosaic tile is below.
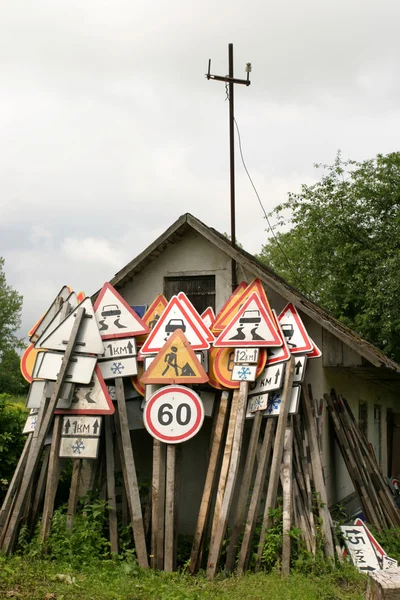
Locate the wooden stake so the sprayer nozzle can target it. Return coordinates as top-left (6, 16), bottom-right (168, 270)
top-left (104, 415), bottom-right (118, 553)
top-left (29, 446), bottom-right (50, 532)
top-left (189, 391), bottom-right (229, 574)
top-left (207, 381), bottom-right (249, 579)
top-left (281, 421), bottom-right (293, 577)
top-left (115, 377), bottom-right (148, 568)
top-left (151, 439), bottom-right (166, 569)
top-left (41, 415), bottom-right (63, 542)
top-left (302, 383), bottom-right (335, 559)
top-left (66, 459), bottom-right (82, 531)
top-left (225, 410), bottom-right (262, 572)
top-left (1, 306), bottom-right (86, 554)
top-left (237, 418), bottom-right (276, 575)
top-left (164, 444), bottom-right (178, 572)
top-left (256, 356), bottom-right (295, 568)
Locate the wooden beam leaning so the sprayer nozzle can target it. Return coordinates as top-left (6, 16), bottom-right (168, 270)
top-left (1, 306), bottom-right (86, 554)
top-left (303, 384), bottom-right (335, 559)
top-left (237, 417), bottom-right (276, 575)
top-left (29, 446), bottom-right (50, 532)
top-left (115, 377), bottom-right (148, 568)
top-left (225, 410), bottom-right (263, 573)
top-left (164, 444), bottom-right (178, 572)
top-left (41, 415), bottom-right (63, 542)
top-left (104, 416), bottom-right (118, 553)
top-left (189, 391), bottom-right (229, 574)
top-left (151, 439), bottom-right (166, 569)
top-left (281, 421), bottom-right (293, 577)
top-left (66, 459), bottom-right (82, 531)
top-left (207, 381), bottom-right (249, 579)
top-left (255, 356), bottom-right (295, 569)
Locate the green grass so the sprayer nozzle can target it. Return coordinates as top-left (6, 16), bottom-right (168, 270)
top-left (0, 556), bottom-right (366, 600)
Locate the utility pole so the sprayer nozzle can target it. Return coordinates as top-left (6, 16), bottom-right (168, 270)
top-left (206, 43), bottom-right (252, 290)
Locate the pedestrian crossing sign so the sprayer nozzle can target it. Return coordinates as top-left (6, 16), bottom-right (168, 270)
top-left (141, 329), bottom-right (209, 385)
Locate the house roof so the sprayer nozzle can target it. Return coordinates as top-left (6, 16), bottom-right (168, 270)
top-left (109, 213), bottom-right (400, 382)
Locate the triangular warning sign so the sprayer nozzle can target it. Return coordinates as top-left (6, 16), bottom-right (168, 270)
top-left (305, 338), bottom-right (322, 359)
top-left (213, 279), bottom-right (274, 332)
top-left (94, 283), bottom-right (149, 340)
top-left (212, 281), bottom-right (248, 332)
top-left (34, 291), bottom-right (79, 349)
top-left (201, 307), bottom-right (216, 330)
top-left (278, 303), bottom-right (313, 354)
top-left (141, 329), bottom-right (208, 385)
top-left (214, 292), bottom-right (282, 348)
top-left (140, 296), bottom-right (210, 355)
top-left (55, 366), bottom-right (115, 415)
top-left (177, 292), bottom-right (214, 343)
top-left (36, 297), bottom-right (104, 355)
top-left (30, 286), bottom-right (75, 343)
top-left (135, 294), bottom-right (168, 345)
top-left (266, 311), bottom-right (291, 366)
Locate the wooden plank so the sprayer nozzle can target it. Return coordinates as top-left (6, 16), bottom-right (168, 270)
top-left (281, 421), bottom-right (293, 577)
top-left (189, 391), bottom-right (229, 574)
top-left (104, 416), bottom-right (118, 553)
top-left (66, 459), bottom-right (82, 530)
top-left (115, 377), bottom-right (148, 568)
top-left (366, 568), bottom-right (400, 600)
top-left (1, 306), bottom-right (86, 554)
top-left (41, 415), bottom-right (63, 542)
top-left (237, 418), bottom-right (276, 575)
top-left (303, 384), bottom-right (335, 559)
top-left (293, 418), bottom-right (316, 555)
top-left (151, 439), bottom-right (166, 570)
top-left (225, 410), bottom-right (262, 572)
top-left (209, 389), bottom-right (237, 550)
top-left (29, 446), bottom-right (50, 531)
top-left (256, 356), bottom-right (295, 568)
top-left (164, 444), bottom-right (177, 572)
top-left (207, 381), bottom-right (249, 579)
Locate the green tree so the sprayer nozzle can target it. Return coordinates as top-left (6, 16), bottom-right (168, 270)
top-left (0, 349), bottom-right (29, 396)
top-left (0, 257), bottom-right (23, 358)
top-left (258, 151), bottom-right (400, 362)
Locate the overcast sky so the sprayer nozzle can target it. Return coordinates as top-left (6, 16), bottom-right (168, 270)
top-left (1, 0), bottom-right (400, 337)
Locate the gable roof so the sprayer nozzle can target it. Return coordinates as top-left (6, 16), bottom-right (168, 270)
top-left (110, 213), bottom-right (400, 379)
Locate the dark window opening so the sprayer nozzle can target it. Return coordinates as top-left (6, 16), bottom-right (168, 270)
top-left (164, 275), bottom-right (216, 315)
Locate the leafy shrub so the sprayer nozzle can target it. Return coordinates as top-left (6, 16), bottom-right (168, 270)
top-left (0, 393), bottom-right (27, 501)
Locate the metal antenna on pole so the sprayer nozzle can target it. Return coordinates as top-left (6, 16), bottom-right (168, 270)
top-left (206, 43), bottom-right (252, 290)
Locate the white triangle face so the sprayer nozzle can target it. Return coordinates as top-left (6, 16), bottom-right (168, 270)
top-left (201, 307), bottom-right (215, 330)
top-left (94, 283), bottom-right (149, 339)
top-left (34, 292), bottom-right (79, 349)
top-left (38, 297), bottom-right (104, 355)
top-left (177, 293), bottom-right (214, 343)
top-left (214, 293), bottom-right (282, 348)
top-left (278, 303), bottom-right (313, 354)
top-left (140, 296), bottom-right (210, 355)
top-left (55, 367), bottom-right (114, 415)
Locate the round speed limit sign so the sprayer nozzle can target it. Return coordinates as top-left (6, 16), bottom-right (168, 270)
top-left (143, 385), bottom-right (205, 444)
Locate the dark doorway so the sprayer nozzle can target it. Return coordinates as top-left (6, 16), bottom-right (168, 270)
top-left (164, 275), bottom-right (216, 315)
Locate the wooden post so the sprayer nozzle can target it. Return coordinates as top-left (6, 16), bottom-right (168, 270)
top-left (303, 384), bottom-right (335, 559)
top-left (41, 415), bottom-right (63, 542)
top-left (256, 356), bottom-right (295, 568)
top-left (164, 444), bottom-right (178, 572)
top-left (189, 391), bottom-right (229, 574)
top-left (281, 421), bottom-right (293, 577)
top-left (151, 439), bottom-right (166, 569)
top-left (207, 381), bottom-right (249, 579)
top-left (237, 418), bottom-right (276, 575)
top-left (1, 306), bottom-right (86, 554)
top-left (225, 410), bottom-right (262, 572)
top-left (66, 459), bottom-right (82, 530)
top-left (366, 568), bottom-right (400, 599)
top-left (104, 416), bottom-right (118, 553)
top-left (29, 446), bottom-right (50, 531)
top-left (115, 377), bottom-right (148, 568)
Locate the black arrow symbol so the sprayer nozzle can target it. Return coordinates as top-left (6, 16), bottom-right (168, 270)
top-left (64, 419), bottom-right (71, 434)
top-left (295, 360), bottom-right (302, 375)
top-left (127, 341), bottom-right (134, 354)
top-left (274, 369), bottom-right (280, 385)
top-left (85, 392), bottom-right (96, 403)
top-left (93, 420), bottom-right (99, 435)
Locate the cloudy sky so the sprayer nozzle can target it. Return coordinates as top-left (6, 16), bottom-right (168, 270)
top-left (1, 0), bottom-right (400, 337)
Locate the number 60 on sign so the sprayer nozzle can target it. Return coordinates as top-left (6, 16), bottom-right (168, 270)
top-left (143, 385), bottom-right (205, 444)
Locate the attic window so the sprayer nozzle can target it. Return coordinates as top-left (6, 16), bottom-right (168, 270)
top-left (164, 275), bottom-right (215, 314)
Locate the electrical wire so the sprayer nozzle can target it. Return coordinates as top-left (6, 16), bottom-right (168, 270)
top-left (233, 116), bottom-right (301, 284)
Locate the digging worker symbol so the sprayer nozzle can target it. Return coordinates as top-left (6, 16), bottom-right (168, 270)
top-left (162, 345), bottom-right (196, 378)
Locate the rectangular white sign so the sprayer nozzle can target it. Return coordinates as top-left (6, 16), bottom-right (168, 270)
top-left (247, 395), bottom-right (269, 413)
top-left (32, 351), bottom-right (96, 384)
top-left (62, 416), bottom-right (102, 437)
top-left (100, 338), bottom-right (137, 360)
top-left (59, 436), bottom-right (100, 459)
top-left (97, 356), bottom-right (138, 380)
top-left (233, 348), bottom-right (259, 364)
top-left (246, 385), bottom-right (300, 418)
top-left (231, 365), bottom-right (257, 382)
top-left (22, 409), bottom-right (39, 434)
top-left (249, 363), bottom-right (285, 396)
top-left (293, 356), bottom-right (307, 383)
top-left (340, 526), bottom-right (380, 572)
top-left (26, 380), bottom-right (73, 409)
